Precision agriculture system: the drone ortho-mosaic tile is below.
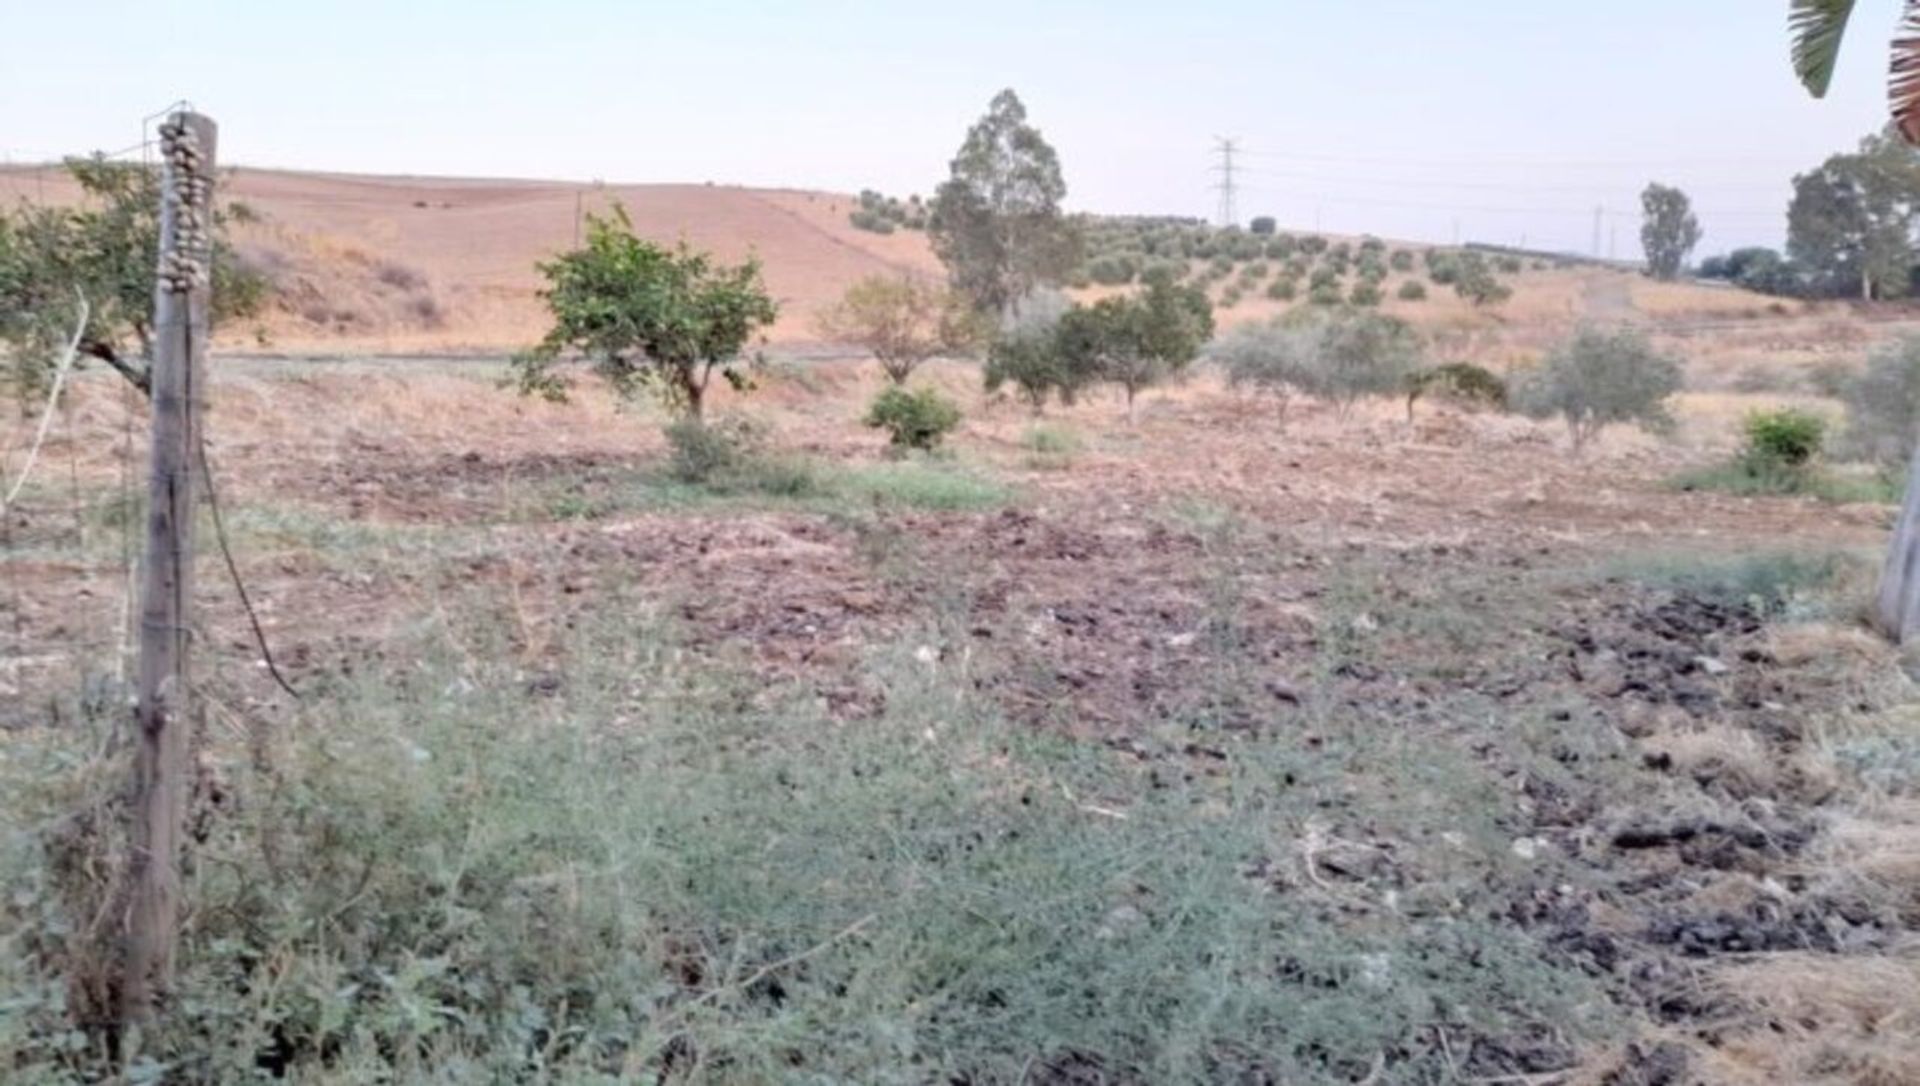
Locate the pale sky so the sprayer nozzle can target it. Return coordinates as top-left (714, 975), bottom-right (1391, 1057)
top-left (2, 1), bottom-right (1911, 256)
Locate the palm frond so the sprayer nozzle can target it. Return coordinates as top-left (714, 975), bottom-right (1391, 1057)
top-left (1791, 0), bottom-right (1858, 97)
top-left (1892, 0), bottom-right (1920, 142)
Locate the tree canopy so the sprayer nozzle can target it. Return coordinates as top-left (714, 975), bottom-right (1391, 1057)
top-left (1786, 132), bottom-right (1920, 299)
top-left (928, 89), bottom-right (1081, 319)
top-left (0, 156), bottom-right (264, 401)
top-left (510, 206), bottom-right (778, 419)
top-left (814, 273), bottom-right (982, 384)
top-left (1056, 273), bottom-right (1214, 417)
top-left (1638, 182), bottom-right (1702, 280)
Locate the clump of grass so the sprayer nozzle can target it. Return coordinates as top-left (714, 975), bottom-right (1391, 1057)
top-left (1019, 423), bottom-right (1083, 469)
top-left (1603, 548), bottom-right (1861, 617)
top-left (833, 461), bottom-right (1009, 510)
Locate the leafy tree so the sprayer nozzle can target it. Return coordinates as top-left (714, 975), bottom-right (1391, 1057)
top-left (983, 290), bottom-right (1092, 413)
top-left (1451, 252), bottom-right (1512, 307)
top-left (1249, 216), bottom-right (1276, 235)
top-left (1396, 280), bottom-right (1428, 301)
top-left (929, 90), bottom-right (1081, 318)
top-left (0, 155), bottom-right (265, 400)
top-left (1696, 246), bottom-right (1803, 295)
top-left (1512, 326), bottom-right (1682, 453)
top-left (1639, 183), bottom-right (1703, 280)
top-left (815, 273), bottom-right (982, 384)
top-left (1787, 133), bottom-right (1920, 298)
top-left (1054, 273), bottom-right (1213, 419)
top-left (511, 206), bottom-right (777, 419)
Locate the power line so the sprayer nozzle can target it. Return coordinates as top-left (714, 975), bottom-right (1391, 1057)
top-left (1211, 136), bottom-right (1238, 229)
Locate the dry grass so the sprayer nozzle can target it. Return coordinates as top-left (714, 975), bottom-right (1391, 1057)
top-left (1707, 947), bottom-right (1920, 1086)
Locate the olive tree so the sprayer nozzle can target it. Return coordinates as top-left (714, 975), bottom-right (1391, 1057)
top-left (929, 89), bottom-right (1081, 318)
top-left (816, 273), bottom-right (982, 384)
top-left (1512, 326), bottom-right (1682, 453)
top-left (511, 206), bottom-right (778, 419)
top-left (1215, 307), bottom-right (1422, 419)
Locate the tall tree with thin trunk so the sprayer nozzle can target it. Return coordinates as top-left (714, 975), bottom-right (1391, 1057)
top-left (928, 89), bottom-right (1081, 320)
top-left (1638, 182), bottom-right (1702, 280)
top-left (1788, 0), bottom-right (1920, 640)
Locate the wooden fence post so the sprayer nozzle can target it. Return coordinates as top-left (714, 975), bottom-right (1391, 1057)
top-left (123, 110), bottom-right (214, 1028)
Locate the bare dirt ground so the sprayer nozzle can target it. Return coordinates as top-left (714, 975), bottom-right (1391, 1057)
top-left (7, 349), bottom-right (1917, 1080)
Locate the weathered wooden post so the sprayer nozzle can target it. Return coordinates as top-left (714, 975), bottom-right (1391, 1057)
top-left (1876, 442), bottom-right (1920, 643)
top-left (123, 110), bottom-right (214, 1027)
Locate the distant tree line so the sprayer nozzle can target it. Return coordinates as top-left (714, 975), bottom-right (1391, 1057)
top-left (1696, 130), bottom-right (1920, 300)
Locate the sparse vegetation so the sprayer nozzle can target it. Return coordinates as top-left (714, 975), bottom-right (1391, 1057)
top-left (1840, 334), bottom-right (1920, 467)
top-left (1216, 307), bottom-right (1423, 417)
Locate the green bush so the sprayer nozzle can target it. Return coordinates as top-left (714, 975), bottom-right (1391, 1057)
top-left (1265, 235), bottom-right (1297, 260)
top-left (864, 385), bottom-right (963, 450)
top-left (1742, 407), bottom-right (1826, 471)
top-left (1085, 252), bottom-right (1138, 285)
top-left (1249, 215), bottom-right (1276, 235)
top-left (1309, 267), bottom-right (1340, 291)
top-left (1389, 250), bottom-right (1414, 273)
top-left (1349, 282), bottom-right (1383, 307)
top-left (1266, 277), bottom-right (1298, 301)
top-left (849, 208), bottom-right (896, 234)
top-left (1219, 284), bottom-right (1244, 308)
top-left (1396, 280), bottom-right (1428, 301)
top-left (1495, 255), bottom-right (1523, 274)
top-left (1406, 362), bottom-right (1507, 419)
top-left (1307, 281), bottom-right (1344, 305)
top-left (1299, 234), bottom-right (1328, 256)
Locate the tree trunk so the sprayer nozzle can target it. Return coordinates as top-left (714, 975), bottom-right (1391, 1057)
top-left (1875, 440), bottom-right (1920, 641)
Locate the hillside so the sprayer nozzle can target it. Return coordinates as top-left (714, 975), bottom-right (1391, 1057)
top-left (1, 164), bottom-right (1798, 356)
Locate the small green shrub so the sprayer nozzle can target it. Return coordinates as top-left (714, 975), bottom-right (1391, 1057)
top-left (1349, 282), bottom-right (1383, 307)
top-left (1742, 408), bottom-right (1826, 471)
top-left (1396, 280), bottom-right (1428, 301)
top-left (1406, 362), bottom-right (1507, 419)
top-left (864, 385), bottom-right (963, 451)
top-left (1220, 284), bottom-right (1244, 308)
top-left (1389, 250), bottom-right (1414, 273)
top-left (1266, 277), bottom-right (1298, 301)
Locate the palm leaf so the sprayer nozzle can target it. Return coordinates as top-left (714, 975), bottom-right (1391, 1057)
top-left (1893, 0), bottom-right (1920, 142)
top-left (1792, 0), bottom-right (1857, 97)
